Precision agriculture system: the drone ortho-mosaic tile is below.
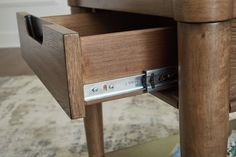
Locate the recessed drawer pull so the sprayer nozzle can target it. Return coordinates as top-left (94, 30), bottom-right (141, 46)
top-left (25, 15), bottom-right (43, 44)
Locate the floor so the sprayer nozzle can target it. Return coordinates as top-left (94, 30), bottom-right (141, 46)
top-left (0, 48), bottom-right (33, 76)
top-left (0, 48), bottom-right (180, 157)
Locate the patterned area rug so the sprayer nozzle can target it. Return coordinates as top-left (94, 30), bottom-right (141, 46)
top-left (0, 76), bottom-right (179, 157)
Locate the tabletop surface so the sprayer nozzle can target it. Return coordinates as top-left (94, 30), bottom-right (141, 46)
top-left (70, 0), bottom-right (173, 17)
top-left (68, 0), bottom-right (236, 20)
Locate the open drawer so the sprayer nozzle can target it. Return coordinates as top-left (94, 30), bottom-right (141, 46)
top-left (17, 12), bottom-right (177, 119)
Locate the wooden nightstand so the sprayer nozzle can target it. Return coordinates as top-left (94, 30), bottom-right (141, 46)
top-left (17, 0), bottom-right (236, 156)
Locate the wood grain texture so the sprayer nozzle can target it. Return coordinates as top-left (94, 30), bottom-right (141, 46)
top-left (17, 12), bottom-right (85, 118)
top-left (148, 18), bottom-right (236, 113)
top-left (68, 0), bottom-right (173, 18)
top-left (84, 103), bottom-right (104, 157)
top-left (152, 19), bottom-right (236, 113)
top-left (149, 21), bottom-right (236, 113)
top-left (174, 0), bottom-right (233, 22)
top-left (43, 12), bottom-right (175, 37)
top-left (178, 22), bottom-right (230, 157)
top-left (231, 19), bottom-right (236, 112)
top-left (18, 12), bottom-right (178, 117)
top-left (63, 1), bottom-right (236, 113)
top-left (81, 27), bottom-right (177, 83)
top-left (43, 12), bottom-right (178, 101)
top-left (68, 0), bottom-right (235, 22)
top-left (234, 1), bottom-right (236, 18)
top-left (64, 34), bottom-right (85, 118)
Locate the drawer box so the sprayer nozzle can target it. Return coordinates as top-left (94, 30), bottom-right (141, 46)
top-left (17, 12), bottom-right (177, 119)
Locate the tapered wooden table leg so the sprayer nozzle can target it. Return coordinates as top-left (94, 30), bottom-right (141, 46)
top-left (84, 103), bottom-right (105, 157)
top-left (178, 21), bottom-right (230, 157)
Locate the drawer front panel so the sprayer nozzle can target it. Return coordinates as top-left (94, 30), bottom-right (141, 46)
top-left (17, 13), bottom-right (85, 119)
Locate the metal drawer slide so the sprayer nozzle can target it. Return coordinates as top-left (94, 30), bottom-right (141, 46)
top-left (84, 67), bottom-right (178, 101)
